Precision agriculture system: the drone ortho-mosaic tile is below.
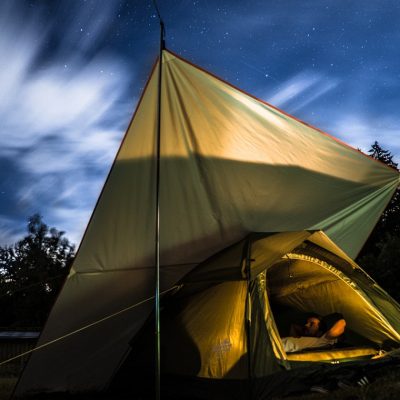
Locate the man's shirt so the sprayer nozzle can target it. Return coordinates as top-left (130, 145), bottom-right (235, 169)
top-left (282, 334), bottom-right (337, 353)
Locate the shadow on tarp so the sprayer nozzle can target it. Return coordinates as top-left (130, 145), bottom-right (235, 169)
top-left (76, 156), bottom-right (392, 269)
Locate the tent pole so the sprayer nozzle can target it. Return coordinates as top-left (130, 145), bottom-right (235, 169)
top-left (154, 10), bottom-right (165, 400)
top-left (245, 238), bottom-right (253, 400)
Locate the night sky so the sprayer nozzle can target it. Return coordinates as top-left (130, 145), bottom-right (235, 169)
top-left (1, 0), bottom-right (399, 246)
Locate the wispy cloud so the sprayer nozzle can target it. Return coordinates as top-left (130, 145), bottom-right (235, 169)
top-left (258, 67), bottom-right (399, 165)
top-left (266, 71), bottom-right (340, 112)
top-left (0, 48), bottom-right (130, 149)
top-left (0, 1), bottom-right (134, 245)
top-left (0, 215), bottom-right (24, 246)
top-left (330, 114), bottom-right (400, 162)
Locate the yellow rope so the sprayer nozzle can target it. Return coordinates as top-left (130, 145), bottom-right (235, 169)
top-left (0, 285), bottom-right (180, 367)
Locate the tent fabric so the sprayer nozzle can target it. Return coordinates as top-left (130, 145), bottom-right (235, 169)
top-left (182, 232), bottom-right (314, 283)
top-left (16, 49), bottom-right (400, 396)
top-left (268, 256), bottom-right (400, 344)
top-left (250, 272), bottom-right (289, 375)
top-left (161, 280), bottom-right (249, 379)
top-left (307, 231), bottom-right (359, 270)
top-left (248, 232), bottom-right (313, 279)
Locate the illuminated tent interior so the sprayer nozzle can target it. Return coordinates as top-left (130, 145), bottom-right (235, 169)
top-left (15, 50), bottom-right (400, 398)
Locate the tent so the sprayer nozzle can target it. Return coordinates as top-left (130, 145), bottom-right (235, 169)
top-left (110, 230), bottom-right (400, 399)
top-left (15, 50), bottom-right (400, 398)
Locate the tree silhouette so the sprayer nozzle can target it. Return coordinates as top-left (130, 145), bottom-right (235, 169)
top-left (0, 214), bottom-right (75, 327)
top-left (357, 142), bottom-right (400, 300)
top-left (358, 142), bottom-right (400, 256)
top-left (368, 141), bottom-right (398, 169)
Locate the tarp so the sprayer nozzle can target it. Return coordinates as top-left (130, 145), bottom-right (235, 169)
top-left (16, 50), bottom-right (400, 395)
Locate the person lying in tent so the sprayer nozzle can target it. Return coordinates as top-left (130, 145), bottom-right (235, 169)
top-left (282, 313), bottom-right (346, 353)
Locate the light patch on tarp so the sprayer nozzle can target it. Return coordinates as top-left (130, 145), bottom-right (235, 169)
top-left (161, 52), bottom-right (397, 189)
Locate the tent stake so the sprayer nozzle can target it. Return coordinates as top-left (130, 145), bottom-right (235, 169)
top-left (153, 4), bottom-right (165, 399)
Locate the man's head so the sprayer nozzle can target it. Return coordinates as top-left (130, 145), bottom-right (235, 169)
top-left (304, 315), bottom-right (322, 337)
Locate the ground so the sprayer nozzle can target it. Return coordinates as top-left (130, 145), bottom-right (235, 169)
top-left (283, 366), bottom-right (400, 400)
top-left (2, 365), bottom-right (400, 399)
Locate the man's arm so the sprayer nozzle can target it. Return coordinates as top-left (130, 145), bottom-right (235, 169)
top-left (325, 319), bottom-right (346, 340)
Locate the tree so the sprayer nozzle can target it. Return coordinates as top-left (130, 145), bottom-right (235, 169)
top-left (357, 142), bottom-right (400, 301)
top-left (368, 141), bottom-right (398, 169)
top-left (367, 141), bottom-right (400, 240)
top-left (358, 142), bottom-right (400, 258)
top-left (358, 234), bottom-right (400, 299)
top-left (0, 214), bottom-right (75, 327)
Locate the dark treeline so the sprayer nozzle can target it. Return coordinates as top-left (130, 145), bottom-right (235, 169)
top-left (0, 142), bottom-right (398, 329)
top-left (0, 215), bottom-right (75, 328)
top-left (356, 142), bottom-right (400, 298)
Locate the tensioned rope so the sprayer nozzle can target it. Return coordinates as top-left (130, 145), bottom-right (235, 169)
top-left (0, 285), bottom-right (180, 367)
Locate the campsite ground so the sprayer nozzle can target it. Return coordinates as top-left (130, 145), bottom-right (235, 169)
top-left (0, 377), bottom-right (17, 400)
top-left (1, 373), bottom-right (400, 400)
top-left (2, 367), bottom-right (400, 400)
top-left (283, 370), bottom-right (400, 400)
top-left (281, 366), bottom-right (400, 400)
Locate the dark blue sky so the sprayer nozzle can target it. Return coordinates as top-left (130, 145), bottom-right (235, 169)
top-left (0, 0), bottom-right (399, 245)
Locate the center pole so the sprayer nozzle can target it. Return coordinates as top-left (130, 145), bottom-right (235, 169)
top-left (245, 238), bottom-right (253, 400)
top-left (154, 15), bottom-right (165, 400)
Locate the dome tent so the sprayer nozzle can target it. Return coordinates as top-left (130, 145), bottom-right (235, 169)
top-left (109, 230), bottom-right (400, 399)
top-left (14, 50), bottom-right (400, 398)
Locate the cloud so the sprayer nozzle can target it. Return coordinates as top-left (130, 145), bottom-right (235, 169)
top-left (0, 52), bottom-right (130, 148)
top-left (259, 68), bottom-right (398, 166)
top-left (11, 162), bottom-right (107, 246)
top-left (25, 64), bottom-right (122, 130)
top-left (0, 215), bottom-right (25, 246)
top-left (55, 1), bottom-right (122, 55)
top-left (0, 6), bottom-right (47, 102)
top-left (0, 1), bottom-right (131, 152)
top-left (44, 176), bottom-right (106, 246)
top-left (50, 206), bottom-right (94, 248)
top-left (265, 71), bottom-right (340, 112)
top-left (330, 114), bottom-right (400, 163)
top-left (0, 1), bottom-right (135, 246)
top-left (267, 72), bottom-right (319, 106)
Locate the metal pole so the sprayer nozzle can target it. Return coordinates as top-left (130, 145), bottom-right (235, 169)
top-left (154, 16), bottom-right (165, 400)
top-left (245, 238), bottom-right (253, 400)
